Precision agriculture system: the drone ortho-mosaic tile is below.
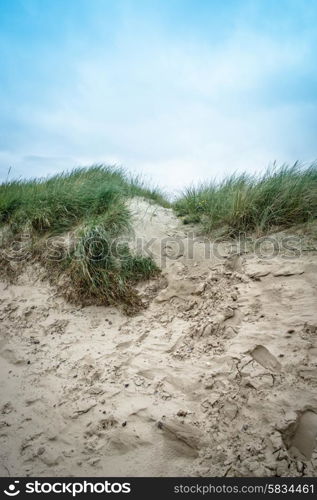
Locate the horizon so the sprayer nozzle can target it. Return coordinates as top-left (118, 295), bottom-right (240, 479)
top-left (1, 0), bottom-right (317, 191)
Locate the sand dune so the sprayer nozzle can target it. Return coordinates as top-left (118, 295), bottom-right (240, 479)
top-left (0, 200), bottom-right (317, 477)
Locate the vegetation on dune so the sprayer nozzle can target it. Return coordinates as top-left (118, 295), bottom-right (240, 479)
top-left (1, 162), bottom-right (316, 308)
top-left (0, 165), bottom-right (170, 232)
top-left (0, 165), bottom-right (168, 312)
top-left (174, 163), bottom-right (317, 236)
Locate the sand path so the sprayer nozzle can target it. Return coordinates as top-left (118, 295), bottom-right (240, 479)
top-left (0, 199), bottom-right (317, 477)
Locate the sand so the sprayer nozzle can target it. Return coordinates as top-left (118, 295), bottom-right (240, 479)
top-left (0, 199), bottom-right (317, 477)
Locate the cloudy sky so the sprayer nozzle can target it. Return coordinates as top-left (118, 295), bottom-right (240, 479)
top-left (0, 0), bottom-right (316, 192)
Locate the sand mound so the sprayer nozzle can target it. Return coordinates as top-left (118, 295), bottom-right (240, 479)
top-left (0, 199), bottom-right (317, 476)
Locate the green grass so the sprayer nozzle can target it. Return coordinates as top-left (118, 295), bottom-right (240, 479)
top-left (2, 162), bottom-right (316, 308)
top-left (174, 163), bottom-right (317, 236)
top-left (0, 165), bottom-right (167, 311)
top-left (0, 165), bottom-right (169, 233)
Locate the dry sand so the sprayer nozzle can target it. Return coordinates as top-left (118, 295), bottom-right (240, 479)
top-left (0, 199), bottom-right (317, 477)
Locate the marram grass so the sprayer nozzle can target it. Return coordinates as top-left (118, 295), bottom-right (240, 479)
top-left (174, 163), bottom-right (317, 236)
top-left (0, 165), bottom-right (167, 312)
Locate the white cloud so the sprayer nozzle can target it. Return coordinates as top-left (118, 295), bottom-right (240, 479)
top-left (1, 3), bottom-right (316, 189)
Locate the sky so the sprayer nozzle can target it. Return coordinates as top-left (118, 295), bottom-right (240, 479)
top-left (0, 0), bottom-right (316, 193)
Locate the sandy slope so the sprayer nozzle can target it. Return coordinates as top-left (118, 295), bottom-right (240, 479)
top-left (0, 199), bottom-right (317, 477)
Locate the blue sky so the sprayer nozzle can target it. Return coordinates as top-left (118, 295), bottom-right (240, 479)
top-left (0, 0), bottom-right (316, 192)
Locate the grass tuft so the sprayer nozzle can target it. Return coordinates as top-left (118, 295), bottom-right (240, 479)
top-left (0, 165), bottom-right (166, 312)
top-left (174, 163), bottom-right (317, 236)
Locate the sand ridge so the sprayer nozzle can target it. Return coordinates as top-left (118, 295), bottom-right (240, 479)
top-left (0, 199), bottom-right (317, 476)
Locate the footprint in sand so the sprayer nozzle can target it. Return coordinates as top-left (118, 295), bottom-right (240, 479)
top-left (250, 345), bottom-right (281, 372)
top-left (157, 418), bottom-right (202, 457)
top-left (282, 410), bottom-right (317, 460)
top-left (0, 348), bottom-right (26, 365)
